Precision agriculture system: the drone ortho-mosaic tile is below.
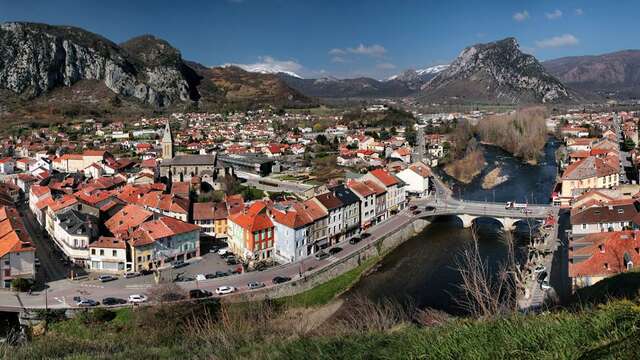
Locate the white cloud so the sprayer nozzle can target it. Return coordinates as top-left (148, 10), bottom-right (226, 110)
top-left (376, 62), bottom-right (396, 70)
top-left (347, 44), bottom-right (387, 57)
top-left (535, 34), bottom-right (579, 48)
top-left (513, 10), bottom-right (529, 22)
top-left (329, 44), bottom-right (387, 58)
top-left (331, 56), bottom-right (347, 63)
top-left (224, 56), bottom-right (304, 78)
top-left (545, 9), bottom-right (562, 20)
top-left (575, 8), bottom-right (584, 16)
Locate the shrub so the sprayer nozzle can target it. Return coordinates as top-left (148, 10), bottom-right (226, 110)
top-left (11, 278), bottom-right (32, 292)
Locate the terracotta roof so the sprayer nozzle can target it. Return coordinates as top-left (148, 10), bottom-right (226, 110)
top-left (138, 191), bottom-right (190, 215)
top-left (271, 203), bottom-right (313, 229)
top-left (347, 180), bottom-right (376, 197)
top-left (570, 230), bottom-right (640, 278)
top-left (314, 192), bottom-right (343, 211)
top-left (228, 201), bottom-right (273, 232)
top-left (105, 204), bottom-right (153, 235)
top-left (130, 216), bottom-right (200, 247)
top-left (0, 206), bottom-right (35, 258)
top-left (409, 162), bottom-right (432, 178)
top-left (363, 179), bottom-right (386, 195)
top-left (571, 200), bottom-right (640, 225)
top-left (369, 168), bottom-right (400, 187)
top-left (562, 156), bottom-right (618, 180)
top-left (302, 198), bottom-right (328, 220)
top-left (193, 202), bottom-right (213, 221)
top-left (89, 236), bottom-right (126, 249)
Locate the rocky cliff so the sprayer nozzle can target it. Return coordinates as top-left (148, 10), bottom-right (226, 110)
top-left (0, 22), bottom-right (200, 108)
top-left (421, 38), bottom-right (574, 104)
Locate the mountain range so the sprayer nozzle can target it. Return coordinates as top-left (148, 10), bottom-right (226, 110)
top-left (1, 21), bottom-right (639, 116)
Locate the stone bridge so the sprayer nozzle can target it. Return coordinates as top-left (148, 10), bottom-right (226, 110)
top-left (414, 197), bottom-right (557, 231)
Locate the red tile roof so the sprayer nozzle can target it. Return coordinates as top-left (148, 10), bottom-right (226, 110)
top-left (130, 216), bottom-right (200, 247)
top-left (105, 204), bottom-right (153, 235)
top-left (228, 201), bottom-right (273, 232)
top-left (369, 168), bottom-right (400, 187)
top-left (570, 231), bottom-right (640, 278)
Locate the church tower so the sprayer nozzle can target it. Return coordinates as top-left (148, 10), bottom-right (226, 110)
top-left (161, 120), bottom-right (174, 160)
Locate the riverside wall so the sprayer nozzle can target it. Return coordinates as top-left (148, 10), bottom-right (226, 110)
top-left (227, 218), bottom-right (431, 303)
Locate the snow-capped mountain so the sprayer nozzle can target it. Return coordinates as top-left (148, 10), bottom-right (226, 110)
top-left (221, 64), bottom-right (302, 79)
top-left (387, 64), bottom-right (449, 81)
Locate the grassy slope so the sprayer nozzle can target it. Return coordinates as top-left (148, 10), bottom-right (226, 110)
top-left (6, 266), bottom-right (640, 359)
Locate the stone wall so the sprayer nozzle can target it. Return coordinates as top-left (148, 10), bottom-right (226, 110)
top-left (226, 218), bottom-right (431, 303)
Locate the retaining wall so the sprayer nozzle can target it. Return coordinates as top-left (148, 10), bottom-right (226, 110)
top-left (227, 218), bottom-right (431, 303)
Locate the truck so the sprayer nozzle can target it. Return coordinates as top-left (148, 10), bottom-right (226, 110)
top-left (505, 201), bottom-right (527, 210)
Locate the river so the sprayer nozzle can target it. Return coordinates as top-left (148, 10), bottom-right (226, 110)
top-left (341, 138), bottom-right (560, 315)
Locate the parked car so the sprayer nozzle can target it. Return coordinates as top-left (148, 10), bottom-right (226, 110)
top-left (217, 248), bottom-right (231, 257)
top-left (215, 270), bottom-right (229, 278)
top-left (205, 273), bottom-right (216, 279)
top-left (540, 280), bottom-right (552, 290)
top-left (361, 232), bottom-right (371, 239)
top-left (215, 286), bottom-right (235, 295)
top-left (226, 257), bottom-right (237, 266)
top-left (248, 281), bottom-right (265, 290)
top-left (409, 205), bottom-right (418, 211)
top-left (102, 297), bottom-right (127, 306)
top-left (175, 275), bottom-right (195, 282)
top-left (76, 298), bottom-right (99, 307)
top-left (195, 274), bottom-right (207, 281)
top-left (230, 267), bottom-right (242, 274)
top-left (128, 294), bottom-right (148, 303)
top-left (315, 251), bottom-right (329, 260)
top-left (139, 269), bottom-right (154, 276)
top-left (328, 247), bottom-right (342, 255)
top-left (172, 260), bottom-right (187, 269)
top-left (412, 210), bottom-right (422, 215)
top-left (272, 276), bottom-right (291, 284)
top-left (189, 289), bottom-right (212, 299)
top-left (424, 206), bottom-right (436, 212)
top-left (98, 275), bottom-right (118, 283)
top-left (123, 272), bottom-right (139, 279)
top-left (349, 237), bottom-right (361, 245)
top-left (34, 257), bottom-right (40, 267)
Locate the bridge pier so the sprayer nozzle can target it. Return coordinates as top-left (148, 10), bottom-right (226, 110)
top-left (459, 214), bottom-right (477, 228)
top-left (501, 217), bottom-right (517, 231)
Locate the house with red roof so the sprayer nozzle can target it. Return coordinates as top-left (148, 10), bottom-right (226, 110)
top-left (271, 202), bottom-right (314, 263)
top-left (347, 179), bottom-right (376, 229)
top-left (560, 156), bottom-right (620, 206)
top-left (0, 206), bottom-right (36, 287)
top-left (364, 168), bottom-right (406, 214)
top-left (569, 230), bottom-right (640, 290)
top-left (0, 157), bottom-right (15, 175)
top-left (396, 161), bottom-right (432, 197)
top-left (88, 236), bottom-right (128, 273)
top-left (227, 201), bottom-right (275, 261)
top-left (193, 201), bottom-right (229, 237)
top-left (129, 216), bottom-right (200, 271)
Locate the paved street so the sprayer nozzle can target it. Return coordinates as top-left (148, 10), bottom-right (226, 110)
top-left (0, 206), bottom-right (415, 310)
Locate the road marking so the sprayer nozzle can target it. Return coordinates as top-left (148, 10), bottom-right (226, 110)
top-left (80, 284), bottom-right (104, 289)
top-left (125, 284), bottom-right (152, 289)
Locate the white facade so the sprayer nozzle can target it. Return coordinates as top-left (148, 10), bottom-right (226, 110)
top-left (396, 168), bottom-right (430, 197)
top-left (273, 222), bottom-right (309, 263)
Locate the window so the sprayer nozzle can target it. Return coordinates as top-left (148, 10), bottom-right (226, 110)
top-left (582, 224), bottom-right (587, 230)
top-left (91, 249), bottom-right (96, 255)
top-left (99, 249), bottom-right (104, 256)
top-left (112, 250), bottom-right (117, 257)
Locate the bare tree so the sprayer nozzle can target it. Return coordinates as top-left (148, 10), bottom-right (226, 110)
top-left (455, 223), bottom-right (520, 317)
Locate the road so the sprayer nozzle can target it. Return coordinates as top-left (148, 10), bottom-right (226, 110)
top-left (0, 206), bottom-right (415, 310)
top-left (413, 195), bottom-right (555, 220)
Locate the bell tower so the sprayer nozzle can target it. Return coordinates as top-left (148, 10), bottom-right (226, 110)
top-left (161, 120), bottom-right (174, 160)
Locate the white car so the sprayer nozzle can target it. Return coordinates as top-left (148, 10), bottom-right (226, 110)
top-left (215, 286), bottom-right (235, 295)
top-left (128, 294), bottom-right (148, 303)
top-left (123, 271), bottom-right (140, 279)
top-left (217, 248), bottom-right (230, 256)
top-left (195, 274), bottom-right (207, 281)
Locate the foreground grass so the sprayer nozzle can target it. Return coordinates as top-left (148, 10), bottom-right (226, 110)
top-left (277, 255), bottom-right (380, 308)
top-left (4, 299), bottom-right (640, 359)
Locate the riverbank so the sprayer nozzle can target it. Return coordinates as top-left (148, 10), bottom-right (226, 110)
top-left (481, 167), bottom-right (508, 189)
top-left (443, 150), bottom-right (485, 184)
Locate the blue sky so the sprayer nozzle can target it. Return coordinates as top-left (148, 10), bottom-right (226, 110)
top-left (0, 0), bottom-right (638, 79)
